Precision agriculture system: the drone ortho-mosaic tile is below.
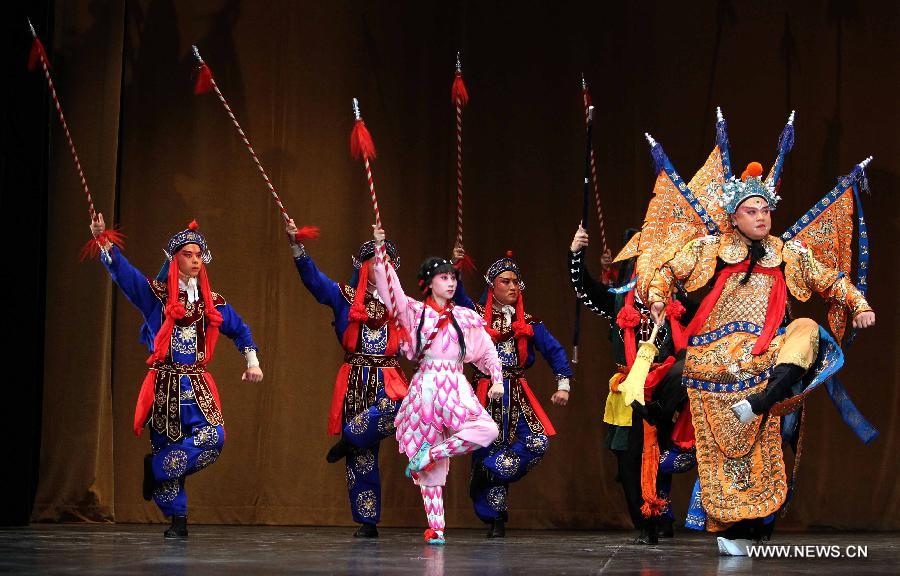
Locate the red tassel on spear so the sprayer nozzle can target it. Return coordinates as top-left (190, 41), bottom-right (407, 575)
top-left (349, 98), bottom-right (410, 347)
top-left (27, 18), bottom-right (125, 259)
top-left (191, 45), bottom-right (318, 242)
top-left (451, 52), bottom-right (476, 274)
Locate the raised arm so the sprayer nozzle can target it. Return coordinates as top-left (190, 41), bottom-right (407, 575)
top-left (92, 213), bottom-right (160, 321)
top-left (372, 227), bottom-right (414, 329)
top-left (569, 226), bottom-right (616, 318)
top-left (286, 219), bottom-right (346, 314)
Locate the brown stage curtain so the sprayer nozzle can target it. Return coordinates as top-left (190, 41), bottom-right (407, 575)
top-left (36, 0), bottom-right (899, 529)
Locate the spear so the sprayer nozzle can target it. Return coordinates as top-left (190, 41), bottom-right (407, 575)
top-left (191, 45), bottom-right (318, 242)
top-left (349, 98), bottom-right (409, 345)
top-left (27, 18), bottom-right (125, 259)
top-left (581, 75), bottom-right (608, 254)
top-left (451, 52), bottom-right (476, 272)
top-left (572, 105), bottom-right (594, 363)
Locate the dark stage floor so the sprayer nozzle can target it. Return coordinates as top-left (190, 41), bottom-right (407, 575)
top-left (0, 524), bottom-right (897, 575)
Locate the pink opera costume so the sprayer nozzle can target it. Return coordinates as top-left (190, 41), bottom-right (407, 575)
top-left (373, 250), bottom-right (501, 545)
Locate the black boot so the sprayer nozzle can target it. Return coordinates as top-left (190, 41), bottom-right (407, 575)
top-left (164, 515), bottom-right (188, 539)
top-left (142, 454), bottom-right (155, 501)
top-left (633, 520), bottom-right (658, 545)
top-left (326, 437), bottom-right (352, 464)
top-left (658, 518), bottom-right (674, 538)
top-left (487, 518), bottom-right (506, 539)
top-left (746, 363), bottom-right (807, 415)
top-left (353, 523), bottom-right (378, 538)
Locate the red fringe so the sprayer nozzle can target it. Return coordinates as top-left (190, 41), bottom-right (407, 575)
top-left (199, 264), bottom-right (222, 364)
top-left (640, 419), bottom-right (668, 518)
top-left (518, 377), bottom-right (556, 436)
top-left (582, 88), bottom-right (592, 107)
top-left (147, 260), bottom-right (184, 365)
top-left (80, 228), bottom-right (127, 261)
top-left (342, 261), bottom-right (372, 352)
top-left (350, 119), bottom-right (377, 160)
top-left (193, 63), bottom-right (214, 95)
top-left (294, 225), bottom-right (320, 242)
top-left (328, 363), bottom-right (352, 435)
top-left (451, 72), bottom-right (469, 106)
top-left (133, 369), bottom-right (157, 437)
top-left (28, 37), bottom-right (49, 71)
top-left (452, 253), bottom-right (476, 274)
top-left (382, 367), bottom-right (409, 401)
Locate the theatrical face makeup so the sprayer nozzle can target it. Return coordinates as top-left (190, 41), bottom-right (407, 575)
top-left (731, 196), bottom-right (772, 241)
top-left (176, 244), bottom-right (203, 278)
top-left (430, 272), bottom-right (457, 302)
top-left (492, 271), bottom-right (520, 306)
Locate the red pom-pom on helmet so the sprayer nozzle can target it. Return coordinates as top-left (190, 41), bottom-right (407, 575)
top-left (505, 250), bottom-right (514, 258)
top-left (188, 220), bottom-right (200, 230)
top-left (741, 162), bottom-right (764, 181)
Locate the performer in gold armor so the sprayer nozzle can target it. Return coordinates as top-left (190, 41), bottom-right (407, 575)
top-left (621, 109), bottom-right (877, 555)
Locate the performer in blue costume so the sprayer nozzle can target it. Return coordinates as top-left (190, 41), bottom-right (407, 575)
top-left (451, 248), bottom-right (573, 538)
top-left (91, 215), bottom-right (263, 539)
top-left (286, 219), bottom-right (407, 538)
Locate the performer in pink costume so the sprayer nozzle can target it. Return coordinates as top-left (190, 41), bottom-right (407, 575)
top-left (372, 227), bottom-right (502, 545)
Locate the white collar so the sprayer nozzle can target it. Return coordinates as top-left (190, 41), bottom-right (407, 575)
top-left (179, 277), bottom-right (199, 303)
top-left (493, 298), bottom-right (515, 326)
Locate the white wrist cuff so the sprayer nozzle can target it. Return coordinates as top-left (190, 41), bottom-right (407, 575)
top-left (245, 349), bottom-right (260, 368)
top-left (291, 243), bottom-right (306, 258)
top-left (556, 378), bottom-right (571, 392)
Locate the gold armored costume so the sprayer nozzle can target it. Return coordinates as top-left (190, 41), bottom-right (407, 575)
top-left (621, 110), bottom-right (874, 532)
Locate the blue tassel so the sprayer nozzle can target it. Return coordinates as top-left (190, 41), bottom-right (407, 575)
top-left (716, 119), bottom-right (730, 154)
top-left (777, 122), bottom-right (795, 155)
top-left (650, 142), bottom-right (668, 175)
top-left (850, 165), bottom-right (870, 195)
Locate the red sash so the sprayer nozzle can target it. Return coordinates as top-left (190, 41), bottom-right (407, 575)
top-left (684, 261), bottom-right (786, 355)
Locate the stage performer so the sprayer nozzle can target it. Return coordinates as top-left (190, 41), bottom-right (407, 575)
top-left (285, 219), bottom-right (406, 538)
top-left (631, 109), bottom-right (876, 555)
top-left (569, 227), bottom-right (697, 544)
top-left (449, 247), bottom-right (572, 538)
top-left (91, 215), bottom-right (263, 539)
top-left (372, 227), bottom-right (501, 545)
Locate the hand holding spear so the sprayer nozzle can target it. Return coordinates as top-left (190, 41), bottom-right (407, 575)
top-left (451, 52), bottom-right (476, 273)
top-left (27, 18), bottom-right (125, 259)
top-left (571, 104), bottom-right (594, 363)
top-left (191, 45), bottom-right (318, 243)
top-left (349, 98), bottom-right (410, 346)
